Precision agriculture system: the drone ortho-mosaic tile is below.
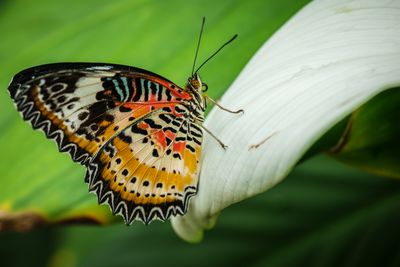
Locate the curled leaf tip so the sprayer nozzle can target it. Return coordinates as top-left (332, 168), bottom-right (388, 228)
top-left (172, 0), bottom-right (400, 242)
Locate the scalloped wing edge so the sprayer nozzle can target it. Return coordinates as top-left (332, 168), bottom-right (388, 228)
top-left (85, 161), bottom-right (197, 224)
top-left (8, 82), bottom-right (91, 164)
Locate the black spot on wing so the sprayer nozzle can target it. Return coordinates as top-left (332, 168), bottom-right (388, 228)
top-left (144, 118), bottom-right (162, 129)
top-left (131, 124), bottom-right (147, 135)
top-left (159, 114), bottom-right (172, 124)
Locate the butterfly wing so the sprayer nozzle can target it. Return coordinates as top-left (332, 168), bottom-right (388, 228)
top-left (86, 105), bottom-right (203, 224)
top-left (8, 62), bottom-right (189, 164)
top-left (8, 62), bottom-right (202, 223)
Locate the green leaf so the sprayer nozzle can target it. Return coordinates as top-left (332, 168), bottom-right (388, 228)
top-left (2, 156), bottom-right (400, 267)
top-left (43, 156), bottom-right (400, 266)
top-left (329, 87), bottom-right (400, 178)
top-left (0, 0), bottom-right (308, 228)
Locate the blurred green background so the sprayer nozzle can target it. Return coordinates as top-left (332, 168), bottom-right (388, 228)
top-left (1, 0), bottom-right (400, 266)
top-left (2, 156), bottom-right (400, 267)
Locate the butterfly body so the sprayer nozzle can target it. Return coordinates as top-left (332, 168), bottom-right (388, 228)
top-left (8, 62), bottom-right (205, 224)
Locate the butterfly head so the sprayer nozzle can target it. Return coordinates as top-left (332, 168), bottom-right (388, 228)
top-left (187, 73), bottom-right (208, 92)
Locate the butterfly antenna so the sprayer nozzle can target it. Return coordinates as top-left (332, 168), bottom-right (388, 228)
top-left (191, 17), bottom-right (206, 76)
top-left (194, 34), bottom-right (238, 74)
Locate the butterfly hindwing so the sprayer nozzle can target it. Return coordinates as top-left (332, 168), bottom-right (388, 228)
top-left (86, 106), bottom-right (203, 223)
top-left (8, 62), bottom-right (203, 223)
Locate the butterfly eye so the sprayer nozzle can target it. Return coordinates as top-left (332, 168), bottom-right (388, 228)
top-left (202, 83), bottom-right (208, 92)
top-left (191, 79), bottom-right (201, 89)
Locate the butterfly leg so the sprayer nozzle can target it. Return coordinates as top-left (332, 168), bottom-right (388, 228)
top-left (205, 95), bottom-right (244, 114)
top-left (199, 124), bottom-right (227, 149)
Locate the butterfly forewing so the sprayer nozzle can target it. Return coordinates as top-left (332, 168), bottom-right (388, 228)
top-left (8, 62), bottom-right (203, 223)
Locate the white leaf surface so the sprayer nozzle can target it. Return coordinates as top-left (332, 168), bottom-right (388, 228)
top-left (172, 0), bottom-right (400, 242)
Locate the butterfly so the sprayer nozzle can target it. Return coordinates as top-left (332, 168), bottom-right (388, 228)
top-left (7, 18), bottom-right (240, 224)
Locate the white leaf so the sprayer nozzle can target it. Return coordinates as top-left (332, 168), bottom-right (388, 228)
top-left (172, 0), bottom-right (400, 242)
